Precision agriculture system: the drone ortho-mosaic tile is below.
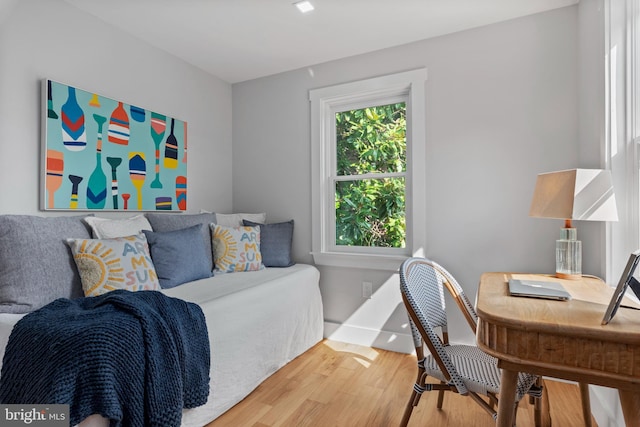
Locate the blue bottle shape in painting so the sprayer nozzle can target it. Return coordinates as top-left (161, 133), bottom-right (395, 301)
top-left (130, 105), bottom-right (146, 122)
top-left (86, 114), bottom-right (108, 209)
top-left (61, 87), bottom-right (87, 151)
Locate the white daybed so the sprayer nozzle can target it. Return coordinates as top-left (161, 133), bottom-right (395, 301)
top-left (0, 213), bottom-right (323, 427)
top-left (0, 264), bottom-right (323, 426)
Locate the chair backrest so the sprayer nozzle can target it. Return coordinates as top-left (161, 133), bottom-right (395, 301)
top-left (428, 259), bottom-right (478, 332)
top-left (401, 258), bottom-right (449, 331)
top-left (401, 258), bottom-right (478, 343)
top-left (399, 257), bottom-right (471, 394)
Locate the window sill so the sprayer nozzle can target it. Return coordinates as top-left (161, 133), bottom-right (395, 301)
top-left (311, 251), bottom-right (408, 271)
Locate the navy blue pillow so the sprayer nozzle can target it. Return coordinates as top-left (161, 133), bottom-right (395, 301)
top-left (143, 224), bottom-right (212, 289)
top-left (145, 212), bottom-right (216, 273)
top-left (243, 220), bottom-right (295, 267)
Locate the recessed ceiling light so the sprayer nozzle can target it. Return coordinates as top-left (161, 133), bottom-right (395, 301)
top-left (294, 0), bottom-right (314, 14)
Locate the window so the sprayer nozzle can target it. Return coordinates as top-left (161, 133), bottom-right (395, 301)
top-left (335, 102), bottom-right (407, 249)
top-left (309, 69), bottom-right (427, 270)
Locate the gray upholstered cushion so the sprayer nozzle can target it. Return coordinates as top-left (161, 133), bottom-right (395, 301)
top-left (0, 214), bottom-right (93, 313)
top-left (145, 213), bottom-right (216, 272)
top-left (143, 224), bottom-right (212, 289)
top-left (243, 219), bottom-right (295, 267)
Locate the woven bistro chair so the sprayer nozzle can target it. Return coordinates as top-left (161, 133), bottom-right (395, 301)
top-left (399, 257), bottom-right (549, 426)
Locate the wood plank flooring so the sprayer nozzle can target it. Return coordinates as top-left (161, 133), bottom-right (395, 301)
top-left (208, 340), bottom-right (597, 427)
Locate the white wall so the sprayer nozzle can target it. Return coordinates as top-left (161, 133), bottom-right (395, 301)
top-left (232, 6), bottom-right (582, 352)
top-left (0, 0), bottom-right (233, 216)
top-left (578, 0), bottom-right (608, 280)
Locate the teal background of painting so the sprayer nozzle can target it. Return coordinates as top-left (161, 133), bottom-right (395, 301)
top-left (45, 80), bottom-right (187, 211)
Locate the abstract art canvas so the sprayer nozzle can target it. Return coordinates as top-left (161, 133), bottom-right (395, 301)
top-left (42, 79), bottom-right (187, 211)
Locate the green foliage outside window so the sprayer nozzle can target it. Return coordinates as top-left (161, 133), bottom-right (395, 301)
top-left (335, 103), bottom-right (406, 248)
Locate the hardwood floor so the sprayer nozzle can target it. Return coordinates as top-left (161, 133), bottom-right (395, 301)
top-left (208, 340), bottom-right (596, 427)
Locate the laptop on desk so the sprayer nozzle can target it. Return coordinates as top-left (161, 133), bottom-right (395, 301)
top-left (508, 278), bottom-right (572, 301)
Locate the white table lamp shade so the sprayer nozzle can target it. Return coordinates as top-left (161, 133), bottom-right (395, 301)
top-left (529, 169), bottom-right (618, 222)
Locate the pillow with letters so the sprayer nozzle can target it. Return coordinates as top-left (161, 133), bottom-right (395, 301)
top-left (210, 224), bottom-right (264, 273)
top-left (67, 233), bottom-right (160, 297)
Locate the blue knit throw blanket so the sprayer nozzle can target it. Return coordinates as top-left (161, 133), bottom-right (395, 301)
top-left (0, 290), bottom-right (210, 427)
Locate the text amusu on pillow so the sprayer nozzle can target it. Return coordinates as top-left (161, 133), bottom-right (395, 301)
top-left (67, 234), bottom-right (161, 296)
top-left (211, 225), bottom-right (264, 273)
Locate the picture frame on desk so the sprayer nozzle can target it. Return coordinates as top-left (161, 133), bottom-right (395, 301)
top-left (601, 249), bottom-right (640, 325)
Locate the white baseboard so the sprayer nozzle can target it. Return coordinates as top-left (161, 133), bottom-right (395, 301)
top-left (323, 321), bottom-right (414, 354)
top-left (588, 385), bottom-right (625, 427)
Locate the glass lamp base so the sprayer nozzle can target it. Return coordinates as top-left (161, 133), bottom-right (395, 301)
top-left (556, 228), bottom-right (581, 280)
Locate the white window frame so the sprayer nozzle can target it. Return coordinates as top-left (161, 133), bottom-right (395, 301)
top-left (309, 69), bottom-right (427, 270)
top-left (608, 0), bottom-right (640, 284)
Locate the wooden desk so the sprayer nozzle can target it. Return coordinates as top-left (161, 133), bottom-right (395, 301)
top-left (476, 273), bottom-right (640, 427)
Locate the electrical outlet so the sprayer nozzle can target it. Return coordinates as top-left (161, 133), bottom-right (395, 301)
top-left (362, 281), bottom-right (373, 299)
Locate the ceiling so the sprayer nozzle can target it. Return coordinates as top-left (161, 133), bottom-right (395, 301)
top-left (41, 1), bottom-right (579, 83)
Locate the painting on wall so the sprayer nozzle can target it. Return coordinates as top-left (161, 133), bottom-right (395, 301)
top-left (42, 79), bottom-right (188, 211)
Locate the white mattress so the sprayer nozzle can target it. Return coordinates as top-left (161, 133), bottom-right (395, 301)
top-left (0, 264), bottom-right (324, 427)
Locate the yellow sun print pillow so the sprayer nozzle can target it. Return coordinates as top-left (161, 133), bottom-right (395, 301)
top-left (211, 224), bottom-right (265, 273)
top-left (67, 233), bottom-right (161, 296)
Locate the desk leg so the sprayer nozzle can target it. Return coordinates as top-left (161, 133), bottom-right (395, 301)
top-left (497, 369), bottom-right (518, 427)
top-left (578, 383), bottom-right (592, 427)
top-left (619, 389), bottom-right (640, 427)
